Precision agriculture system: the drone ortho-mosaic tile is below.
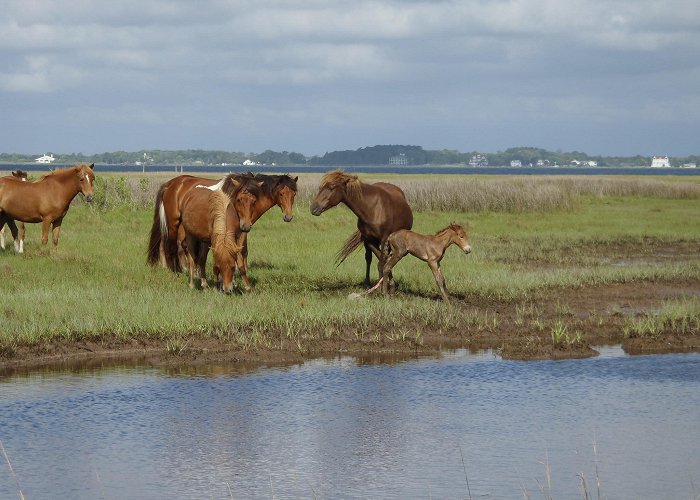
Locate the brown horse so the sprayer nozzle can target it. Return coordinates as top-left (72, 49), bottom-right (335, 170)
top-left (0, 170), bottom-right (28, 252)
top-left (0, 164), bottom-right (95, 252)
top-left (207, 190), bottom-right (243, 293)
top-left (180, 175), bottom-right (262, 289)
top-left (375, 223), bottom-right (472, 301)
top-left (147, 172), bottom-right (297, 289)
top-left (310, 170), bottom-right (413, 285)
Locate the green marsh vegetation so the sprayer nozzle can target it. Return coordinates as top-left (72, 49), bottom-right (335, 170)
top-left (1, 172), bottom-right (698, 360)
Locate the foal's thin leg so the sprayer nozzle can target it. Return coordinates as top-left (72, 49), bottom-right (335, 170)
top-left (381, 251), bottom-right (405, 295)
top-left (429, 261), bottom-right (449, 300)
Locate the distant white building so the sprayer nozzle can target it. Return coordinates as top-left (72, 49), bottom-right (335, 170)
top-left (651, 156), bottom-right (671, 168)
top-left (468, 154), bottom-right (488, 167)
top-left (35, 153), bottom-right (55, 163)
top-left (242, 159), bottom-right (257, 166)
top-left (510, 160), bottom-right (522, 168)
top-left (681, 162), bottom-right (697, 169)
top-left (389, 153), bottom-right (408, 166)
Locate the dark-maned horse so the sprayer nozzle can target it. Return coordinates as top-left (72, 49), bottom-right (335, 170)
top-left (375, 223), bottom-right (472, 301)
top-left (146, 172), bottom-right (297, 289)
top-left (0, 164), bottom-right (95, 252)
top-left (310, 170), bottom-right (413, 285)
top-left (0, 170), bottom-right (28, 252)
top-left (180, 175), bottom-right (262, 289)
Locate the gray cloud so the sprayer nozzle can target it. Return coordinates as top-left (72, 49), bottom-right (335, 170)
top-left (1, 0), bottom-right (698, 156)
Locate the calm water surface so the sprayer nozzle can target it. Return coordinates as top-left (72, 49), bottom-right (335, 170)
top-left (1, 347), bottom-right (699, 499)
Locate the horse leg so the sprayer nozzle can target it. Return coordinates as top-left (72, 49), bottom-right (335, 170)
top-left (0, 224), bottom-right (4, 249)
top-left (363, 243), bottom-right (373, 286)
top-left (236, 235), bottom-right (251, 291)
top-left (40, 219), bottom-right (52, 250)
top-left (382, 251), bottom-right (405, 295)
top-left (185, 236), bottom-right (197, 289)
top-left (197, 244), bottom-right (209, 289)
top-left (51, 217), bottom-right (64, 250)
top-left (18, 222), bottom-right (25, 253)
top-left (429, 261), bottom-right (450, 301)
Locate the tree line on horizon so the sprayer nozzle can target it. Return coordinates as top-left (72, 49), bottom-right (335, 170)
top-left (1, 146), bottom-right (697, 168)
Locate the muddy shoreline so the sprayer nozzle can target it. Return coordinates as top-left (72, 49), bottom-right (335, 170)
top-left (2, 279), bottom-right (698, 375)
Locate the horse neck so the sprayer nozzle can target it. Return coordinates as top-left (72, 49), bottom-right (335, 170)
top-left (340, 182), bottom-right (373, 221)
top-left (435, 229), bottom-right (456, 250)
top-left (42, 171), bottom-right (81, 204)
top-left (251, 192), bottom-right (276, 223)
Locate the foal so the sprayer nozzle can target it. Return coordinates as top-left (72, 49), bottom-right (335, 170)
top-left (377, 223), bottom-right (472, 301)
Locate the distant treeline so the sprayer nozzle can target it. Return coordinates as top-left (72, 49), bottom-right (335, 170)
top-left (1, 146), bottom-right (698, 167)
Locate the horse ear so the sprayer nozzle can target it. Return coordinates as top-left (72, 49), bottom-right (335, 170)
top-left (257, 181), bottom-right (265, 188)
top-left (89, 163), bottom-right (95, 170)
top-left (293, 176), bottom-right (298, 183)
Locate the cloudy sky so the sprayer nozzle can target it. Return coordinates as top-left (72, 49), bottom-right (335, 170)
top-left (1, 0), bottom-right (698, 157)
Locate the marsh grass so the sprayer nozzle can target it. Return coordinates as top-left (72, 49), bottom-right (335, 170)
top-left (1, 173), bottom-right (699, 351)
top-left (624, 298), bottom-right (700, 338)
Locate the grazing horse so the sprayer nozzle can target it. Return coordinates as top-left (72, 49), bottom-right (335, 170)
top-left (207, 190), bottom-right (243, 293)
top-left (0, 170), bottom-right (28, 252)
top-left (0, 164), bottom-right (95, 252)
top-left (310, 170), bottom-right (413, 285)
top-left (375, 223), bottom-right (472, 301)
top-left (180, 175), bottom-right (261, 289)
top-left (147, 173), bottom-right (297, 278)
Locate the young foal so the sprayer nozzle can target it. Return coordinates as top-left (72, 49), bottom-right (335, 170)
top-left (0, 170), bottom-right (28, 251)
top-left (376, 223), bottom-right (472, 301)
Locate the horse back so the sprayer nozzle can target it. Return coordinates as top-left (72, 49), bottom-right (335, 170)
top-left (0, 177), bottom-right (58, 222)
top-left (370, 182), bottom-right (413, 232)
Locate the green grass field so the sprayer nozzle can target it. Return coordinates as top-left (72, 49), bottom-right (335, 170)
top-left (1, 173), bottom-right (699, 355)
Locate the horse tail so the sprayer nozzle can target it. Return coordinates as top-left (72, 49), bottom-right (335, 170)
top-left (209, 190), bottom-right (242, 258)
top-left (146, 185), bottom-right (167, 267)
top-left (335, 230), bottom-right (363, 266)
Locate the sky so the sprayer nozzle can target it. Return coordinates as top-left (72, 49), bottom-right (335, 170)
top-left (1, 0), bottom-right (699, 157)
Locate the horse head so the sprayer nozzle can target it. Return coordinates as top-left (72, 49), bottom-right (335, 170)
top-left (11, 170), bottom-right (28, 181)
top-left (273, 175), bottom-right (298, 222)
top-left (75, 163), bottom-right (96, 202)
top-left (310, 170), bottom-right (360, 216)
top-left (224, 175), bottom-right (264, 232)
top-left (451, 223), bottom-right (472, 254)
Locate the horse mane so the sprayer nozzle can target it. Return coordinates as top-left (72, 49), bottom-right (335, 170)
top-left (435, 222), bottom-right (463, 236)
top-left (36, 163), bottom-right (92, 181)
top-left (254, 173), bottom-right (298, 194)
top-left (221, 173), bottom-right (263, 199)
top-left (208, 190), bottom-right (241, 257)
top-left (319, 169), bottom-right (362, 201)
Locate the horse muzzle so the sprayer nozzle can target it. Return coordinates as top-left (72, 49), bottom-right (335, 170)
top-left (240, 222), bottom-right (252, 232)
top-left (463, 245), bottom-right (472, 254)
top-left (85, 195), bottom-right (95, 203)
top-left (310, 204), bottom-right (322, 216)
top-left (283, 214), bottom-right (293, 222)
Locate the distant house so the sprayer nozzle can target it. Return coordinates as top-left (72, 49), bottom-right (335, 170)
top-left (510, 160), bottom-right (522, 168)
top-left (468, 154), bottom-right (488, 167)
top-left (651, 156), bottom-right (671, 168)
top-left (35, 153), bottom-right (55, 164)
top-left (681, 162), bottom-right (697, 169)
top-left (389, 153), bottom-right (408, 166)
top-left (586, 161), bottom-right (598, 167)
top-left (242, 159), bottom-right (257, 166)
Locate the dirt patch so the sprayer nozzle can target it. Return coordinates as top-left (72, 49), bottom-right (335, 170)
top-left (2, 279), bottom-right (698, 374)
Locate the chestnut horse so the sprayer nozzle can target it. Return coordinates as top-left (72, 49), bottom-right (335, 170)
top-left (180, 175), bottom-right (261, 289)
top-left (0, 164), bottom-right (95, 252)
top-left (375, 223), bottom-right (472, 301)
top-left (310, 170), bottom-right (413, 285)
top-left (146, 172), bottom-right (297, 289)
top-left (0, 170), bottom-right (28, 252)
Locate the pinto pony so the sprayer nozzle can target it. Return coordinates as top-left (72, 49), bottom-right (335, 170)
top-left (0, 164), bottom-right (95, 252)
top-left (373, 223), bottom-right (472, 301)
top-left (310, 170), bottom-right (413, 285)
top-left (0, 170), bottom-right (28, 251)
top-left (146, 172), bottom-right (297, 289)
top-left (180, 175), bottom-right (262, 290)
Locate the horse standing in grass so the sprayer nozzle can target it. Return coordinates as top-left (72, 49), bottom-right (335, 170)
top-left (146, 173), bottom-right (297, 282)
top-left (207, 190), bottom-right (243, 293)
top-left (0, 164), bottom-right (95, 252)
top-left (310, 170), bottom-right (413, 285)
top-left (0, 170), bottom-right (28, 252)
top-left (180, 175), bottom-right (262, 290)
top-left (373, 223), bottom-right (472, 301)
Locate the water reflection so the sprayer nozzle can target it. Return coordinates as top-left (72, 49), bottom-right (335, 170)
top-left (1, 348), bottom-right (699, 499)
